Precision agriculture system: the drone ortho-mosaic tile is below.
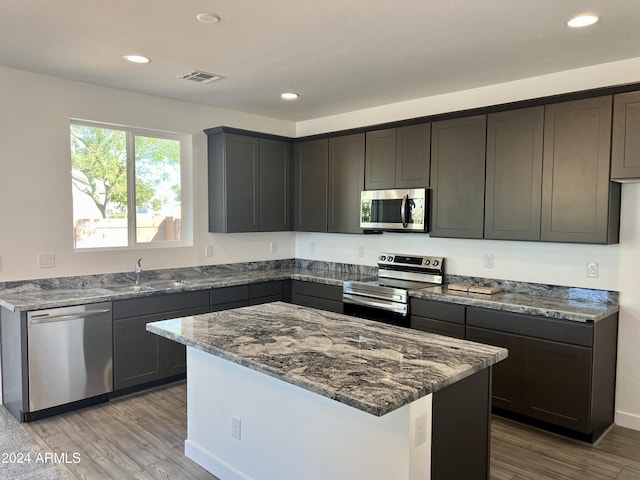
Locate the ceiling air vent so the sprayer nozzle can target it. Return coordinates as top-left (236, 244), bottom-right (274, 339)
top-left (179, 70), bottom-right (224, 84)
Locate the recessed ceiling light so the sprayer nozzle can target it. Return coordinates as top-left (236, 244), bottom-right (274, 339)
top-left (281, 92), bottom-right (299, 100)
top-left (567, 14), bottom-right (599, 28)
top-left (196, 12), bottom-right (221, 24)
top-left (124, 54), bottom-right (151, 64)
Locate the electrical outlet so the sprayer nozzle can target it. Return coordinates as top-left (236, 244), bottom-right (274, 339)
top-left (484, 253), bottom-right (494, 269)
top-left (37, 252), bottom-right (55, 269)
top-left (358, 245), bottom-right (365, 257)
top-left (205, 245), bottom-right (214, 257)
top-left (270, 241), bottom-right (278, 253)
top-left (587, 261), bottom-right (599, 278)
top-left (232, 416), bottom-right (242, 440)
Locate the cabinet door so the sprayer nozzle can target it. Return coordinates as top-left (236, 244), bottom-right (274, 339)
top-left (225, 134), bottom-right (260, 232)
top-left (522, 337), bottom-right (592, 433)
top-left (396, 123), bottom-right (430, 188)
top-left (365, 128), bottom-right (397, 189)
top-left (294, 139), bottom-right (328, 232)
top-left (162, 338), bottom-right (186, 377)
top-left (612, 91), bottom-right (640, 179)
top-left (328, 134), bottom-right (365, 233)
top-left (114, 314), bottom-right (164, 390)
top-left (466, 326), bottom-right (525, 414)
top-left (541, 96), bottom-right (617, 243)
top-left (260, 139), bottom-right (292, 231)
top-left (430, 115), bottom-right (486, 238)
top-left (485, 107), bottom-right (543, 240)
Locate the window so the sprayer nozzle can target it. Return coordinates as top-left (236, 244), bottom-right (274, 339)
top-left (70, 120), bottom-right (190, 250)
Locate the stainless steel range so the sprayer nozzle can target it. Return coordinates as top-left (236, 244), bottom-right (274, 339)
top-left (343, 252), bottom-right (444, 326)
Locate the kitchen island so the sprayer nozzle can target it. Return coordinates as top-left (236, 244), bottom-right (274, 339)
top-left (147, 302), bottom-right (507, 480)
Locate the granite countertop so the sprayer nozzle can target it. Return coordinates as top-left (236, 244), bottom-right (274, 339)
top-left (410, 286), bottom-right (619, 323)
top-left (0, 267), bottom-right (375, 312)
top-left (147, 302), bottom-right (508, 416)
top-left (0, 261), bottom-right (617, 323)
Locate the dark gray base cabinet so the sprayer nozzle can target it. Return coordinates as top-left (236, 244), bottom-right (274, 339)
top-left (466, 307), bottom-right (618, 441)
top-left (113, 290), bottom-right (210, 391)
top-left (410, 298), bottom-right (465, 339)
top-left (210, 281), bottom-right (290, 312)
top-left (290, 280), bottom-right (343, 313)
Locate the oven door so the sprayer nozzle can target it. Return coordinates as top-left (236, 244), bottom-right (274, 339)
top-left (342, 295), bottom-right (409, 328)
top-left (360, 188), bottom-right (427, 231)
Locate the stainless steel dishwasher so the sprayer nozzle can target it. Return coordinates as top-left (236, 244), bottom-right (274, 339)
top-left (27, 302), bottom-right (113, 413)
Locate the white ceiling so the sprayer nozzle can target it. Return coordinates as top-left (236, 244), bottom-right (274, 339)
top-left (2, 1), bottom-right (640, 122)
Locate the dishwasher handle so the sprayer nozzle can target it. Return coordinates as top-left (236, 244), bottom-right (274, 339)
top-left (29, 308), bottom-right (112, 325)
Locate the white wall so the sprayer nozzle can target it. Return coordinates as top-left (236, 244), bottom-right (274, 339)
top-left (295, 56), bottom-right (640, 431)
top-left (0, 66), bottom-right (296, 281)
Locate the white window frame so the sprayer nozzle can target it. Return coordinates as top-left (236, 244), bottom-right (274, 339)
top-left (70, 119), bottom-right (193, 251)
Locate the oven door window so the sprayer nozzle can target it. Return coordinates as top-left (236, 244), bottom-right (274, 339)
top-left (343, 302), bottom-right (409, 328)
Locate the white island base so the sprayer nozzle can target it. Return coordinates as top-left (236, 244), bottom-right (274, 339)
top-left (185, 347), bottom-right (433, 480)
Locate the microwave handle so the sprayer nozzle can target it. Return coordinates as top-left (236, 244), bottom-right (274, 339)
top-left (401, 194), bottom-right (408, 228)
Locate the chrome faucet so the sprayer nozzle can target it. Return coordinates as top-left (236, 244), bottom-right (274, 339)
top-left (135, 258), bottom-right (143, 285)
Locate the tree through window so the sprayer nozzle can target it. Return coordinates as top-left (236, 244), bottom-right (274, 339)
top-left (70, 121), bottom-right (186, 249)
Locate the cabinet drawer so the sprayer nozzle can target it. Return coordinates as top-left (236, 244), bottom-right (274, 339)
top-left (113, 290), bottom-right (210, 319)
top-left (291, 281), bottom-right (343, 302)
top-left (210, 285), bottom-right (249, 305)
top-left (249, 281), bottom-right (285, 299)
top-left (467, 307), bottom-right (593, 347)
top-left (411, 316), bottom-right (465, 339)
top-left (410, 299), bottom-right (465, 324)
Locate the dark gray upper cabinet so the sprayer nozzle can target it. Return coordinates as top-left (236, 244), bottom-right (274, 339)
top-left (365, 124), bottom-right (430, 190)
top-left (485, 107), bottom-right (544, 241)
top-left (294, 139), bottom-right (328, 232)
top-left (430, 115), bottom-right (486, 238)
top-left (208, 133), bottom-right (259, 232)
top-left (259, 138), bottom-right (292, 231)
top-left (541, 96), bottom-right (620, 244)
top-left (328, 133), bottom-right (365, 233)
top-left (612, 91), bottom-right (640, 180)
top-left (208, 132), bottom-right (292, 233)
top-left (365, 128), bottom-right (396, 189)
top-left (396, 124), bottom-right (431, 188)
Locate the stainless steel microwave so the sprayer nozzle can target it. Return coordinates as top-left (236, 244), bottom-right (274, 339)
top-left (360, 188), bottom-right (428, 232)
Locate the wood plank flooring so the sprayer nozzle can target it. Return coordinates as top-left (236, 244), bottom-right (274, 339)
top-left (18, 380), bottom-right (640, 480)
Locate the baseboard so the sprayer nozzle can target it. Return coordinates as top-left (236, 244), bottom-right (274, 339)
top-left (615, 410), bottom-right (640, 431)
top-left (184, 439), bottom-right (252, 480)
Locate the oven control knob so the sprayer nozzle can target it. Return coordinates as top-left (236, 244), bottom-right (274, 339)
top-left (423, 259), bottom-right (430, 265)
top-left (379, 255), bottom-right (386, 262)
top-left (388, 256), bottom-right (394, 262)
top-left (432, 259), bottom-right (439, 266)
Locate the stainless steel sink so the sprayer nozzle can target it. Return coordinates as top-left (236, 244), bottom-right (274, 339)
top-left (146, 279), bottom-right (190, 289)
top-left (108, 284), bottom-right (155, 293)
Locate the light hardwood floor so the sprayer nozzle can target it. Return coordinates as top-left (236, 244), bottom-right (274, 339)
top-left (20, 381), bottom-right (640, 480)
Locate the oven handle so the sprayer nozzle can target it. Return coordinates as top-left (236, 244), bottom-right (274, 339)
top-left (401, 194), bottom-right (408, 228)
top-left (342, 293), bottom-right (408, 316)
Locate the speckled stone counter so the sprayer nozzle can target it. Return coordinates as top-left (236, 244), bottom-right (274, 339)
top-left (0, 266), bottom-right (375, 312)
top-left (0, 258), bottom-right (617, 324)
top-left (410, 286), bottom-right (618, 322)
top-left (147, 302), bottom-right (507, 416)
